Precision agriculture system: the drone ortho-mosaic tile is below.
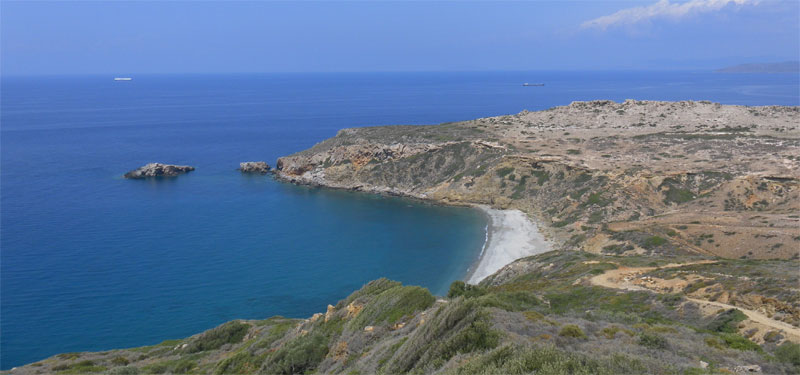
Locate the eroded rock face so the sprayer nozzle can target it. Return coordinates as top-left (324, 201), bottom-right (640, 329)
top-left (238, 161), bottom-right (271, 174)
top-left (123, 163), bottom-right (195, 179)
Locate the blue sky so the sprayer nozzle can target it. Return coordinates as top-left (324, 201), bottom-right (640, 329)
top-left (1, 0), bottom-right (798, 75)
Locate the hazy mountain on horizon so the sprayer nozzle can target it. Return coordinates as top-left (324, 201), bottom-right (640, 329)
top-left (715, 61), bottom-right (800, 73)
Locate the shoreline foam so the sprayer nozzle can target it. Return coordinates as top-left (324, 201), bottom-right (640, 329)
top-left (465, 205), bottom-right (551, 284)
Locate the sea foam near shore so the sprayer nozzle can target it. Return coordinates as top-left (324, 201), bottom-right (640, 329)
top-left (467, 206), bottom-right (551, 284)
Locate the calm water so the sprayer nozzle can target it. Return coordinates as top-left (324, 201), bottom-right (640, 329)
top-left (2, 71), bottom-right (798, 368)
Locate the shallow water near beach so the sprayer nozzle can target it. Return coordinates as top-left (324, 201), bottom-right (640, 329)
top-left (2, 71), bottom-right (798, 368)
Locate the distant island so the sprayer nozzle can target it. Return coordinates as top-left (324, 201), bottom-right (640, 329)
top-left (715, 61), bottom-right (800, 73)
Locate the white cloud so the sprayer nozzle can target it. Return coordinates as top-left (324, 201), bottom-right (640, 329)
top-left (581, 0), bottom-right (756, 30)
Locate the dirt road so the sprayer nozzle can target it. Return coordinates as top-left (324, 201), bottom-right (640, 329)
top-left (588, 260), bottom-right (800, 342)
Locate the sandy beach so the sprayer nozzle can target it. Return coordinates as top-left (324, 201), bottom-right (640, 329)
top-left (466, 206), bottom-right (551, 284)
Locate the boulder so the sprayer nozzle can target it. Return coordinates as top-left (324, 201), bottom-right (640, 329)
top-left (239, 161), bottom-right (271, 174)
top-left (124, 163), bottom-right (195, 179)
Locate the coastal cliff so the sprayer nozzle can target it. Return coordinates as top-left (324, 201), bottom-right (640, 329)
top-left (275, 100), bottom-right (800, 260)
top-left (10, 101), bottom-right (800, 374)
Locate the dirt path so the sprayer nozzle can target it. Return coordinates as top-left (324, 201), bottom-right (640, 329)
top-left (588, 260), bottom-right (800, 342)
top-left (588, 260), bottom-right (716, 291)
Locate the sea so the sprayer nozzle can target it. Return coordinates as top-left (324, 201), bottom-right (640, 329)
top-left (1, 71), bottom-right (798, 369)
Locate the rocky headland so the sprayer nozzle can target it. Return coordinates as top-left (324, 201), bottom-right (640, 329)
top-left (274, 100), bottom-right (800, 261)
top-left (123, 163), bottom-right (195, 179)
top-left (11, 101), bottom-right (800, 375)
top-left (238, 161), bottom-right (271, 174)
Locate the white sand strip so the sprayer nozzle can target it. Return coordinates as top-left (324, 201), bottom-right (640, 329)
top-left (467, 206), bottom-right (551, 284)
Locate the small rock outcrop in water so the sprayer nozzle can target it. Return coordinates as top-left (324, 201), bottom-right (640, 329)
top-left (123, 163), bottom-right (195, 179)
top-left (238, 161), bottom-right (271, 174)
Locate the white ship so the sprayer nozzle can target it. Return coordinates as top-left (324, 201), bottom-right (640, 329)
top-left (114, 77), bottom-right (132, 81)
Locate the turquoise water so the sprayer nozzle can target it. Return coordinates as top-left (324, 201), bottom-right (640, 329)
top-left (2, 71), bottom-right (798, 368)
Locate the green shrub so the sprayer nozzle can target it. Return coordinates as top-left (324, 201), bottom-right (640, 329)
top-left (348, 285), bottom-right (435, 330)
top-left (658, 293), bottom-right (683, 307)
top-left (337, 278), bottom-right (401, 308)
top-left (495, 167), bottom-right (515, 177)
top-left (719, 333), bottom-right (761, 352)
top-left (110, 356), bottom-right (129, 366)
top-left (705, 336), bottom-right (725, 350)
top-left (447, 281), bottom-right (487, 299)
top-left (601, 325), bottom-right (633, 339)
top-left (638, 333), bottom-right (669, 349)
top-left (262, 332), bottom-right (330, 374)
top-left (663, 186), bottom-right (695, 204)
top-left (57, 353), bottom-right (81, 360)
top-left (559, 325), bottom-right (586, 339)
top-left (706, 309), bottom-right (747, 333)
top-left (583, 192), bottom-right (613, 207)
top-left (141, 359), bottom-right (196, 375)
top-left (444, 344), bottom-right (647, 375)
top-left (385, 299), bottom-right (497, 373)
top-left (434, 320), bottom-right (500, 361)
top-left (214, 351), bottom-right (265, 374)
top-left (255, 319), bottom-right (296, 349)
top-left (474, 291), bottom-right (541, 311)
top-left (108, 366), bottom-right (139, 375)
top-left (170, 359), bottom-right (196, 374)
top-left (532, 170), bottom-right (550, 185)
top-left (642, 236), bottom-right (667, 248)
top-left (53, 360), bottom-right (107, 374)
top-left (140, 362), bottom-right (169, 374)
top-left (763, 330), bottom-right (783, 342)
top-left (184, 321), bottom-right (249, 353)
top-left (775, 341), bottom-right (800, 368)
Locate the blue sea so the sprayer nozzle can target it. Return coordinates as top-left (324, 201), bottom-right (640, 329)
top-left (1, 71), bottom-right (798, 369)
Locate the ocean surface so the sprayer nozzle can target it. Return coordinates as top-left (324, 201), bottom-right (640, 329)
top-left (2, 71), bottom-right (798, 368)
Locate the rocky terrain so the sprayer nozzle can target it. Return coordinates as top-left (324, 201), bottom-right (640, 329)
top-left (10, 101), bottom-right (800, 374)
top-left (275, 100), bottom-right (800, 261)
top-left (239, 162), bottom-right (271, 174)
top-left (124, 163), bottom-right (195, 179)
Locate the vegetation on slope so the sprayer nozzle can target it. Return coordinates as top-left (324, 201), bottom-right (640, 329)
top-left (16, 251), bottom-right (800, 375)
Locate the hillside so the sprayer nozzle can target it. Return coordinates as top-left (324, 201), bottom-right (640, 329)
top-left (11, 252), bottom-right (800, 374)
top-left (8, 101), bottom-right (800, 374)
top-left (276, 100), bottom-right (800, 260)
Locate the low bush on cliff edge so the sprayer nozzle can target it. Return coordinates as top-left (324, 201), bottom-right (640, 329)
top-left (348, 285), bottom-right (435, 330)
top-left (448, 281), bottom-right (487, 299)
top-left (53, 360), bottom-right (107, 374)
top-left (184, 321), bottom-right (250, 353)
top-left (336, 278), bottom-right (401, 309)
top-left (443, 344), bottom-right (647, 375)
top-left (260, 332), bottom-right (330, 375)
top-left (384, 298), bottom-right (500, 373)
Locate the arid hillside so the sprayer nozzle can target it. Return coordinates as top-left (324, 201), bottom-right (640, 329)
top-left (276, 100), bottom-right (800, 260)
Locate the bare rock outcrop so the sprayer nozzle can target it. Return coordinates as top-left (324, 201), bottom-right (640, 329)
top-left (238, 161), bottom-right (271, 174)
top-left (123, 163), bottom-right (195, 179)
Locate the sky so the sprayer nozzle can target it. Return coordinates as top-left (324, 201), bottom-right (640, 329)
top-left (1, 0), bottom-right (798, 75)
